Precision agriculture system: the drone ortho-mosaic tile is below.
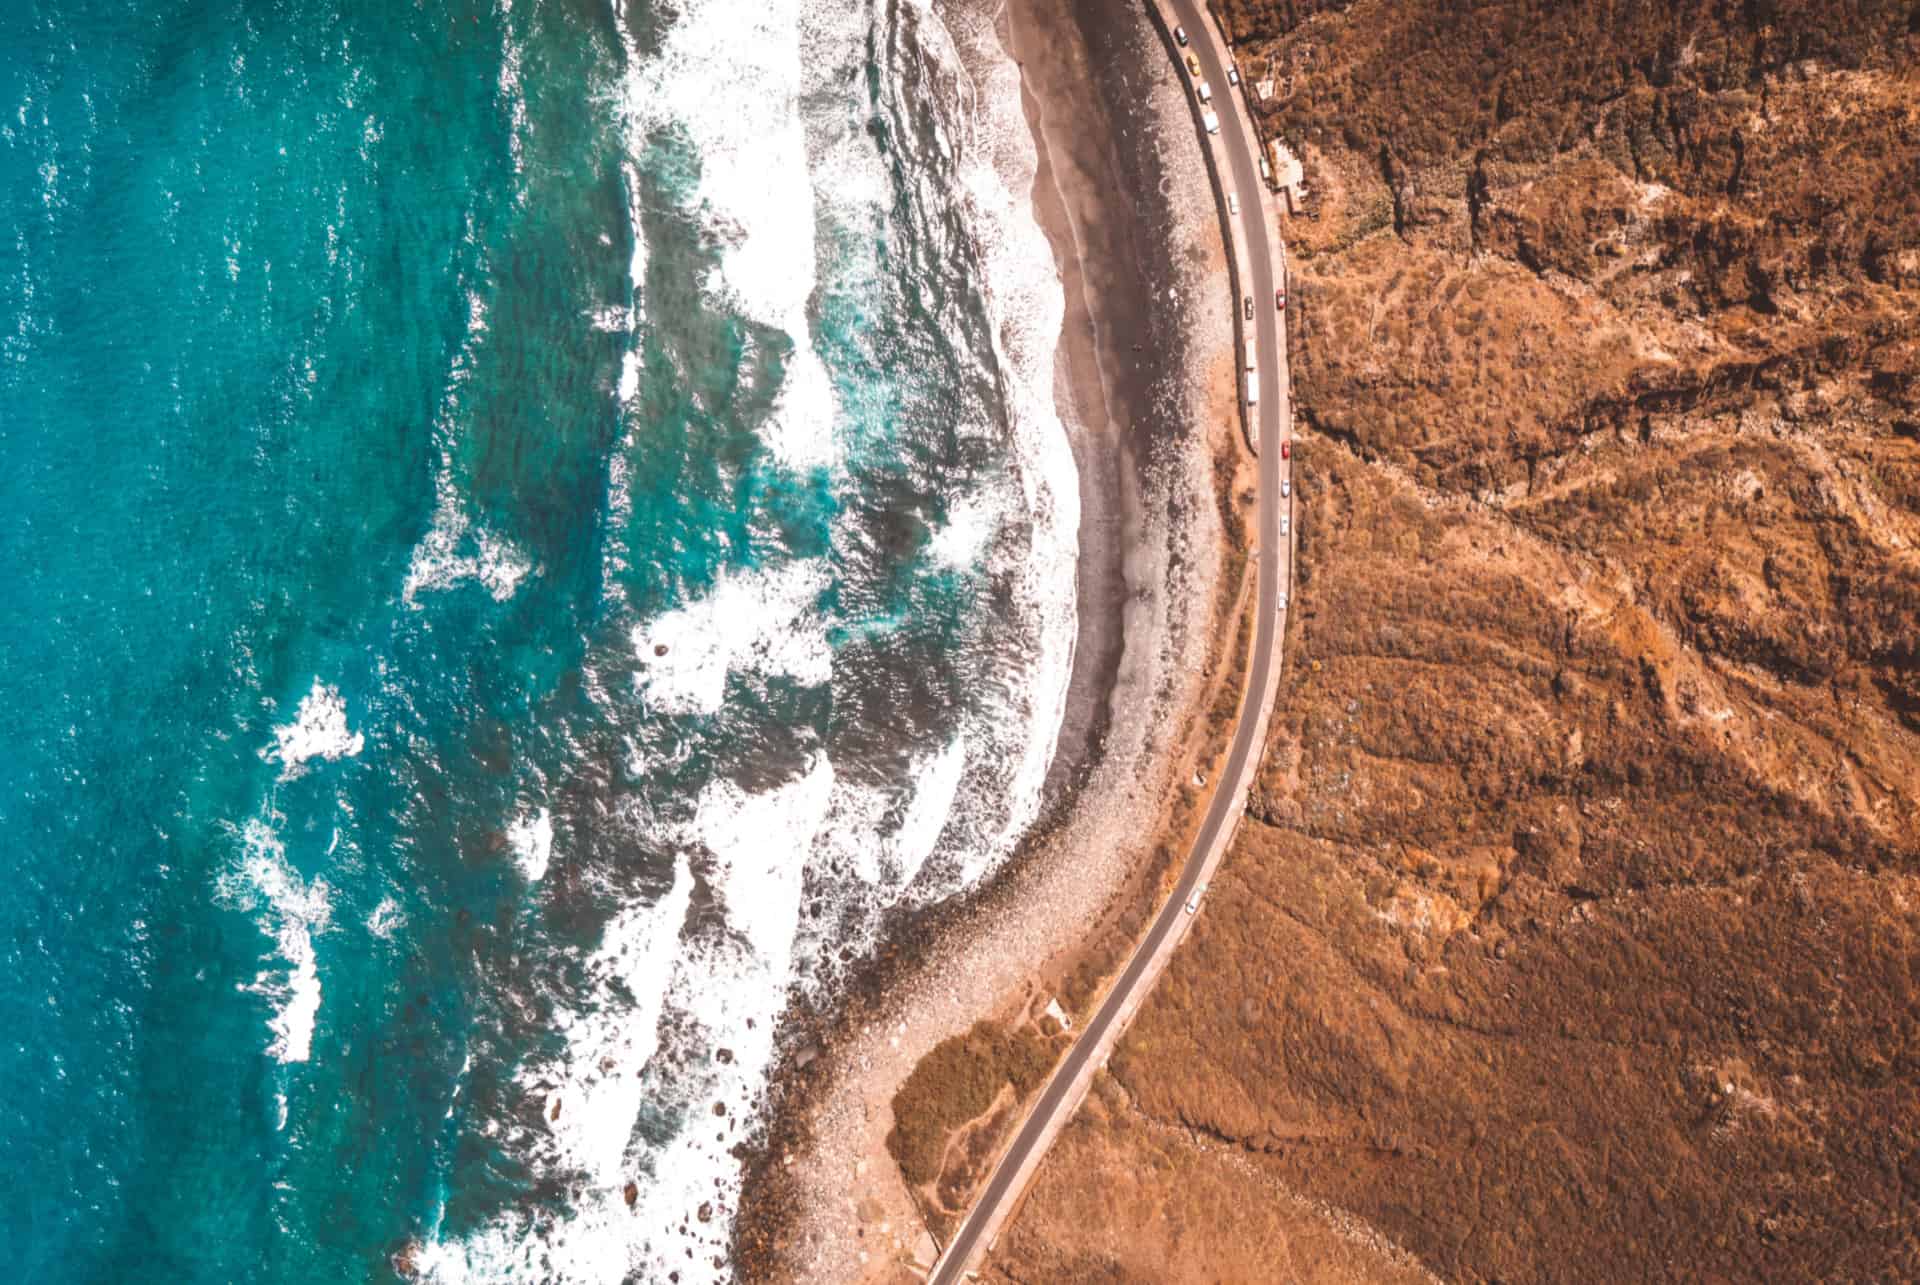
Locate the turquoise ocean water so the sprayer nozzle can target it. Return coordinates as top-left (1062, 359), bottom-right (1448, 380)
top-left (0, 0), bottom-right (1075, 1278)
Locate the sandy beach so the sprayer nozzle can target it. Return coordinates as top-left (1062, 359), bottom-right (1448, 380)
top-left (731, 0), bottom-right (1252, 1278)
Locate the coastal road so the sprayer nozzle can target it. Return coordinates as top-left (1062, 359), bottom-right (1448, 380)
top-left (926, 1), bottom-right (1292, 1279)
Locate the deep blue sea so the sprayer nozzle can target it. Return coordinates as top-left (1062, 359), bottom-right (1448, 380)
top-left (0, 0), bottom-right (1075, 1278)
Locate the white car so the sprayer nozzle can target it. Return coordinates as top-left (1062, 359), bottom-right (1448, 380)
top-left (1228, 66), bottom-right (1240, 87)
top-left (1278, 591), bottom-right (1289, 610)
top-left (1228, 192), bottom-right (1239, 215)
top-left (1184, 883), bottom-right (1207, 914)
top-left (1281, 514), bottom-right (1290, 535)
top-left (1282, 478), bottom-right (1291, 497)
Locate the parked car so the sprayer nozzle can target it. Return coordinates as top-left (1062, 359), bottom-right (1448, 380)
top-left (1282, 477), bottom-right (1291, 497)
top-left (1196, 79), bottom-right (1212, 103)
top-left (1174, 25), bottom-right (1188, 46)
top-left (1184, 883), bottom-right (1206, 914)
top-left (1228, 66), bottom-right (1240, 86)
top-left (1278, 591), bottom-right (1289, 610)
top-left (1243, 295), bottom-right (1253, 321)
top-left (1228, 192), bottom-right (1239, 215)
top-left (1280, 514), bottom-right (1290, 535)
top-left (1185, 51), bottom-right (1200, 76)
top-left (1276, 288), bottom-right (1287, 311)
top-left (1280, 439), bottom-right (1291, 459)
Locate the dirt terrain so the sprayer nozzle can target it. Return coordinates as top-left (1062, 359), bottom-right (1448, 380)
top-left (979, 1), bottom-right (1920, 1280)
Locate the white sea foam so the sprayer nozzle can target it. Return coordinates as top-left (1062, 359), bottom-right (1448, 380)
top-left (367, 896), bottom-right (406, 939)
top-left (496, 0), bottom-right (530, 190)
top-left (221, 818), bottom-right (332, 1067)
top-left (474, 529), bottom-right (534, 601)
top-left (417, 856), bottom-right (694, 1282)
top-left (401, 475), bottom-right (470, 606)
top-left (398, 284), bottom-right (540, 609)
top-left (616, 0), bottom-right (836, 472)
top-left (587, 305), bottom-right (631, 332)
top-left (629, 561), bottom-right (832, 716)
top-left (266, 679), bottom-right (364, 779)
top-left (889, 732), bottom-right (969, 889)
top-left (506, 807), bottom-right (553, 883)
top-left (698, 756), bottom-right (834, 968)
top-left (597, 139), bottom-right (647, 599)
top-left (432, 0), bottom-right (1081, 1274)
top-left (623, 758), bottom-right (836, 1279)
top-left (546, 855), bottom-right (694, 1187)
top-left (595, 3), bottom-right (648, 448)
top-left (796, 0), bottom-right (1080, 908)
top-left (912, 0), bottom-right (1080, 885)
top-left (434, 732), bottom-right (993, 1279)
top-left (927, 493), bottom-right (998, 570)
top-left (615, 351), bottom-right (641, 407)
top-left (805, 734), bottom-right (967, 913)
top-left (402, 470), bottom-right (538, 607)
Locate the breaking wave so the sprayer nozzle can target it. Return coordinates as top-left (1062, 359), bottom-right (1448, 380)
top-left (219, 818), bottom-right (333, 1069)
top-left (421, 0), bottom-right (1079, 1279)
top-left (266, 679), bottom-right (364, 779)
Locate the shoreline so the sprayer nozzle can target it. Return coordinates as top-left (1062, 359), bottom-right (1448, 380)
top-left (733, 0), bottom-right (1249, 1278)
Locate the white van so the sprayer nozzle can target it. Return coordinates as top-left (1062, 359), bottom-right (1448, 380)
top-left (1228, 192), bottom-right (1239, 215)
top-left (1184, 884), bottom-right (1207, 914)
top-left (1202, 108), bottom-right (1220, 135)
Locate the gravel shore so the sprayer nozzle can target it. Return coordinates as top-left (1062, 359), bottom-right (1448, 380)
top-left (732, 2), bottom-right (1243, 1277)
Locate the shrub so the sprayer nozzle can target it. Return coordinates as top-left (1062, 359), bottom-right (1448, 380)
top-left (886, 1021), bottom-right (1056, 1186)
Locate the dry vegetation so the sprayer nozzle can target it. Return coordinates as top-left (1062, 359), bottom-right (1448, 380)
top-left (984, 1072), bottom-right (1439, 1284)
top-left (886, 1019), bottom-right (1057, 1190)
top-left (990, 0), bottom-right (1920, 1280)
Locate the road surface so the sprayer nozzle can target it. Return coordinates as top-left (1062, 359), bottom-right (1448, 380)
top-left (926, 1), bottom-right (1293, 1278)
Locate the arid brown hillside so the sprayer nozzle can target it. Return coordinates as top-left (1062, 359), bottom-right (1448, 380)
top-left (987, 1), bottom-right (1920, 1280)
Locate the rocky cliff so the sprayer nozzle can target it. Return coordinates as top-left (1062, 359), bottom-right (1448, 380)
top-left (988, 1), bottom-right (1920, 1279)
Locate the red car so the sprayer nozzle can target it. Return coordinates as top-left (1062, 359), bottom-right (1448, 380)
top-left (1280, 439), bottom-right (1291, 459)
top-left (1275, 288), bottom-right (1287, 311)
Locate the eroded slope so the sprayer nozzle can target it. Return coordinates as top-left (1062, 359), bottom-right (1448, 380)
top-left (989, 1), bottom-right (1920, 1279)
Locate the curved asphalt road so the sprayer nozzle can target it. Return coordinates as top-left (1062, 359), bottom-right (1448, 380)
top-left (927, 1), bottom-right (1290, 1278)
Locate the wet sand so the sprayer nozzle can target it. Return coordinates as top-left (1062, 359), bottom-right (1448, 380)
top-left (1029, 0), bottom-right (1187, 804)
top-left (731, 0), bottom-right (1243, 1276)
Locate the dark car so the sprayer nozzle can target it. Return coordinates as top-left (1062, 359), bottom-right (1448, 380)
top-left (1275, 288), bottom-right (1287, 311)
top-left (1174, 25), bottom-right (1188, 46)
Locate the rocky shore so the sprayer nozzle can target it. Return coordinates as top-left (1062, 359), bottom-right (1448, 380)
top-left (730, 0), bottom-right (1253, 1278)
